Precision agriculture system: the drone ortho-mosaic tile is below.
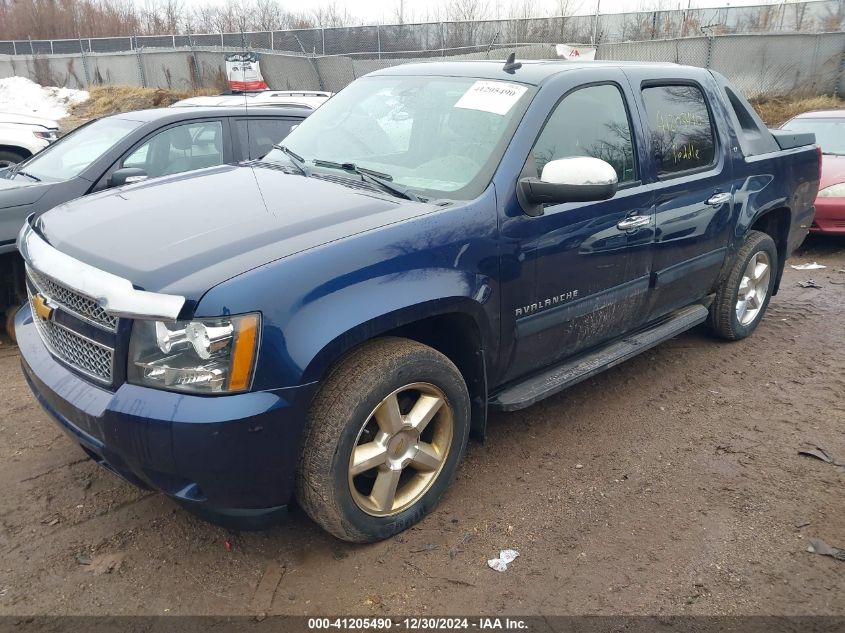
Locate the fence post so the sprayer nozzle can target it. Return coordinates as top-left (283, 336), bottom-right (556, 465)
top-left (12, 41), bottom-right (16, 55)
top-left (78, 36), bottom-right (91, 87)
top-left (705, 34), bottom-right (714, 69)
top-left (591, 0), bottom-right (601, 45)
top-left (28, 36), bottom-right (34, 56)
top-left (188, 28), bottom-right (202, 88)
top-left (133, 34), bottom-right (146, 87)
top-left (377, 24), bottom-right (381, 60)
top-left (271, 30), bottom-right (274, 51)
top-left (321, 27), bottom-right (326, 55)
top-left (837, 35), bottom-right (845, 97)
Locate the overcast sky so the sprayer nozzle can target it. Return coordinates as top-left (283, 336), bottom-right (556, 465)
top-left (168, 0), bottom-right (808, 25)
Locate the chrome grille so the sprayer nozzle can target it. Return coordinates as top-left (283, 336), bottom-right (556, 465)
top-left (26, 273), bottom-right (116, 385)
top-left (27, 267), bottom-right (118, 332)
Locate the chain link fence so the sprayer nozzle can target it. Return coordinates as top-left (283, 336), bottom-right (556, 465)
top-left (1, 0), bottom-right (844, 57)
top-left (2, 31), bottom-right (844, 99)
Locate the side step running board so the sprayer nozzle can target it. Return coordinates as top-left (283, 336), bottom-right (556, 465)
top-left (490, 303), bottom-right (709, 412)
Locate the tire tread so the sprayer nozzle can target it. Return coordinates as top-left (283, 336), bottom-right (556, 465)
top-left (708, 230), bottom-right (777, 340)
top-left (296, 337), bottom-right (467, 542)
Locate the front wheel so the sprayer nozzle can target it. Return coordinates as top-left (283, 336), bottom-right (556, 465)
top-left (296, 337), bottom-right (470, 542)
top-left (5, 304), bottom-right (20, 343)
top-left (0, 150), bottom-right (26, 170)
top-left (708, 230), bottom-right (778, 340)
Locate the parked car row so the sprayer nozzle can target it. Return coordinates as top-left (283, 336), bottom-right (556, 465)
top-left (0, 96), bottom-right (318, 335)
top-left (6, 61), bottom-right (824, 543)
top-left (782, 109), bottom-right (845, 234)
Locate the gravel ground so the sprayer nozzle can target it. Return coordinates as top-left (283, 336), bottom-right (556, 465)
top-left (0, 236), bottom-right (842, 616)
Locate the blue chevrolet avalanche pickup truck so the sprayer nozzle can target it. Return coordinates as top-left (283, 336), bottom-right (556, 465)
top-left (15, 60), bottom-right (819, 542)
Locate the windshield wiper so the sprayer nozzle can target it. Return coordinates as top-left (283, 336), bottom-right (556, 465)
top-left (14, 170), bottom-right (41, 182)
top-left (273, 145), bottom-right (311, 177)
top-left (313, 159), bottom-right (422, 202)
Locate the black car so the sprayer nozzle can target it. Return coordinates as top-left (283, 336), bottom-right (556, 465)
top-left (0, 104), bottom-right (310, 335)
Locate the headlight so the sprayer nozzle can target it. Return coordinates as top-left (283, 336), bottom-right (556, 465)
top-left (818, 182), bottom-right (845, 197)
top-left (128, 313), bottom-right (260, 394)
top-left (33, 130), bottom-right (58, 142)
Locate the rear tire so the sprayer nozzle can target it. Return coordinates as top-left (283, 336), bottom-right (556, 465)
top-left (296, 337), bottom-right (470, 543)
top-left (708, 230), bottom-right (778, 340)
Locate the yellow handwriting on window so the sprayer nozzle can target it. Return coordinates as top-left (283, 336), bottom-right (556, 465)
top-left (672, 142), bottom-right (700, 163)
top-left (656, 110), bottom-right (707, 133)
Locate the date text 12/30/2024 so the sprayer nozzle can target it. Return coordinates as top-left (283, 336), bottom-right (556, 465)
top-left (307, 618), bottom-right (529, 630)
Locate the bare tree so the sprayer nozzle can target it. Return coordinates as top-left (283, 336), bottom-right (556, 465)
top-left (821, 0), bottom-right (844, 31)
top-left (311, 2), bottom-right (354, 28)
top-left (443, 0), bottom-right (491, 23)
top-left (392, 0), bottom-right (407, 25)
top-left (508, 0), bottom-right (537, 20)
top-left (252, 0), bottom-right (289, 31)
top-left (792, 1), bottom-right (810, 32)
top-left (139, 0), bottom-right (185, 34)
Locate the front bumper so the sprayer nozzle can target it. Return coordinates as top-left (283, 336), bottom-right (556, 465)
top-left (17, 304), bottom-right (317, 519)
top-left (812, 198), bottom-right (845, 234)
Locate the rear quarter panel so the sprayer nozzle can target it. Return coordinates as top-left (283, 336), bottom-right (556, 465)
top-left (731, 146), bottom-right (818, 256)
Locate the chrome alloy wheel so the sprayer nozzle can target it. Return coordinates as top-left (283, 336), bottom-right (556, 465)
top-left (736, 251), bottom-right (771, 326)
top-left (348, 382), bottom-right (454, 517)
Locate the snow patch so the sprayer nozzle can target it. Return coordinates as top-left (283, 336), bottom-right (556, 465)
top-left (0, 76), bottom-right (89, 120)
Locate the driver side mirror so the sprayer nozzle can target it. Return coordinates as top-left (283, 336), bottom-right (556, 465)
top-left (109, 167), bottom-right (148, 188)
top-left (518, 156), bottom-right (618, 215)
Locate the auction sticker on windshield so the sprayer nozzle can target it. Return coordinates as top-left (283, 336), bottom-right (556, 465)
top-left (454, 80), bottom-right (528, 116)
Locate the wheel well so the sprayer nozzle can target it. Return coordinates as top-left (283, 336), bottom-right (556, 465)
top-left (383, 313), bottom-right (488, 441)
top-left (0, 145), bottom-right (31, 160)
top-left (750, 208), bottom-right (790, 294)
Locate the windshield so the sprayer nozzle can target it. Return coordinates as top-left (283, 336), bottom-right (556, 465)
top-left (16, 117), bottom-right (142, 182)
top-left (783, 118), bottom-right (845, 155)
top-left (263, 75), bottom-right (534, 199)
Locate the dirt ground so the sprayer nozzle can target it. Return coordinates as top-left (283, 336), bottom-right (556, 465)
top-left (0, 236), bottom-right (842, 617)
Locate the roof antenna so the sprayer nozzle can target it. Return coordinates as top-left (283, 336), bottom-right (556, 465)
top-left (502, 52), bottom-right (522, 74)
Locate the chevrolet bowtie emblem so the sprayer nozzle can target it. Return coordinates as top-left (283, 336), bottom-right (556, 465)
top-left (32, 293), bottom-right (55, 322)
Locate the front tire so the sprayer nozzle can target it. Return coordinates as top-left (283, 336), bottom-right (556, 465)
top-left (0, 150), bottom-right (26, 169)
top-left (5, 304), bottom-right (20, 343)
top-left (296, 337), bottom-right (470, 543)
top-left (708, 230), bottom-right (778, 340)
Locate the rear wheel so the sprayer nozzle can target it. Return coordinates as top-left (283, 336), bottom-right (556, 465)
top-left (296, 337), bottom-right (470, 542)
top-left (708, 230), bottom-right (778, 340)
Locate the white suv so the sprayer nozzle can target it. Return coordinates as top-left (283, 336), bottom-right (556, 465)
top-left (171, 90), bottom-right (333, 110)
top-left (0, 112), bottom-right (59, 168)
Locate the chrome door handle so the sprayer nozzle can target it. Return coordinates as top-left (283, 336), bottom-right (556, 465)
top-left (616, 215), bottom-right (651, 231)
top-left (706, 192), bottom-right (732, 207)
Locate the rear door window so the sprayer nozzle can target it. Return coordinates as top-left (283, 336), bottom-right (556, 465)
top-left (641, 84), bottom-right (716, 176)
top-left (235, 118), bottom-right (299, 160)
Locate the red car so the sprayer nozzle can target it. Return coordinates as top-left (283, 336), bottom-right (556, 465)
top-left (783, 110), bottom-right (845, 234)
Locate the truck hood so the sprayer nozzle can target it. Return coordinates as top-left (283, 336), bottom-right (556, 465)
top-left (0, 177), bottom-right (52, 209)
top-left (0, 111), bottom-right (58, 129)
top-left (37, 163), bottom-right (436, 300)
